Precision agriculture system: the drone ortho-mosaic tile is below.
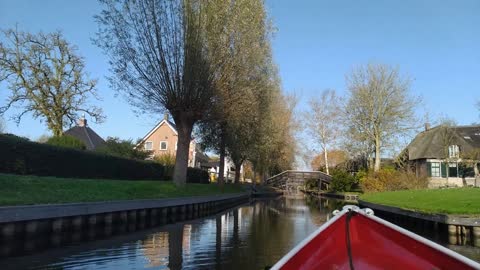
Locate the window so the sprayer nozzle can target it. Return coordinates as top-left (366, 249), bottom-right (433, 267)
top-left (144, 141), bottom-right (153, 150)
top-left (448, 163), bottom-right (458, 178)
top-left (160, 141), bottom-right (168, 151)
top-left (448, 145), bottom-right (459, 158)
top-left (431, 162), bottom-right (440, 177)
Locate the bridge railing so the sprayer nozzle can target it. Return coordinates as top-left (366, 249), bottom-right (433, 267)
top-left (266, 170), bottom-right (332, 191)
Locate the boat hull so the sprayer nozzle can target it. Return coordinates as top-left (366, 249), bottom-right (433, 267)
top-left (271, 207), bottom-right (480, 270)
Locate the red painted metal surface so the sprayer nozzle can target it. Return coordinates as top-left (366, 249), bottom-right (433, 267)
top-left (275, 212), bottom-right (479, 270)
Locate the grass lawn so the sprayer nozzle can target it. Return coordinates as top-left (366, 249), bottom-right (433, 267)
top-left (361, 188), bottom-right (480, 215)
top-left (0, 174), bottom-right (246, 206)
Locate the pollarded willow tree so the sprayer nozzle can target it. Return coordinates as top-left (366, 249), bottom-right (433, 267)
top-left (304, 89), bottom-right (342, 174)
top-left (344, 63), bottom-right (418, 172)
top-left (95, 0), bottom-right (214, 186)
top-left (0, 29), bottom-right (104, 137)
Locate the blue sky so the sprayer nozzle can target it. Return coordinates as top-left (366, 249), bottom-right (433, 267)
top-left (0, 0), bottom-right (479, 141)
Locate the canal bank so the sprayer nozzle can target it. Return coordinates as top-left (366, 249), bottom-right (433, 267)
top-left (0, 193), bottom-right (249, 257)
top-left (301, 190), bottom-right (359, 200)
top-left (359, 200), bottom-right (480, 247)
top-left (0, 195), bottom-right (345, 269)
top-left (319, 192), bottom-right (359, 202)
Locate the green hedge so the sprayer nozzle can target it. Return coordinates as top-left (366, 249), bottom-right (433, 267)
top-left (47, 135), bottom-right (86, 150)
top-left (0, 134), bottom-right (209, 183)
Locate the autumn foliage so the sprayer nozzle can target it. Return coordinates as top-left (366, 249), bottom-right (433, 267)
top-left (360, 168), bottom-right (428, 193)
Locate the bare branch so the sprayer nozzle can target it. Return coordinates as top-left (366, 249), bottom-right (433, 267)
top-left (0, 28), bottom-right (103, 136)
top-left (344, 63), bottom-right (419, 171)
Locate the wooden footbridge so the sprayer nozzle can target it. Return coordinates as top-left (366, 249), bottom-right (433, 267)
top-left (265, 170), bottom-right (331, 194)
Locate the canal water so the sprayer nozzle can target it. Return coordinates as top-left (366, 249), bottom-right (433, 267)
top-left (0, 196), bottom-right (479, 269)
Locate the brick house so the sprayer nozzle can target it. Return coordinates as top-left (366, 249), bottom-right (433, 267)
top-left (406, 124), bottom-right (480, 188)
top-left (137, 114), bottom-right (208, 168)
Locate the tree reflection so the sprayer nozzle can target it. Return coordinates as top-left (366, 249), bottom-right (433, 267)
top-left (142, 197), bottom-right (344, 269)
top-left (168, 224), bottom-right (184, 270)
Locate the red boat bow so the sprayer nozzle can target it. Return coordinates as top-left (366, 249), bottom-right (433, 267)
top-left (271, 206), bottom-right (480, 270)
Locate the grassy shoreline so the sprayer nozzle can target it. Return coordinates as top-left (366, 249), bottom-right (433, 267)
top-left (0, 174), bottom-right (246, 206)
top-left (360, 188), bottom-right (480, 215)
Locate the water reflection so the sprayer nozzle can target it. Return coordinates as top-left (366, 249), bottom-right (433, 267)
top-left (0, 196), bottom-right (478, 269)
top-left (0, 197), bottom-right (330, 269)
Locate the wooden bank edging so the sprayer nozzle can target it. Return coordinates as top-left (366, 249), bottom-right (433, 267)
top-left (358, 200), bottom-right (480, 226)
top-left (359, 200), bottom-right (480, 246)
top-left (0, 193), bottom-right (249, 224)
top-left (0, 193), bottom-right (251, 257)
top-left (321, 192), bottom-right (359, 202)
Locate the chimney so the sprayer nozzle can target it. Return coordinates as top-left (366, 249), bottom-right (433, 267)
top-left (78, 115), bottom-right (87, 127)
top-left (164, 112), bottom-right (169, 121)
top-left (424, 122), bottom-right (430, 131)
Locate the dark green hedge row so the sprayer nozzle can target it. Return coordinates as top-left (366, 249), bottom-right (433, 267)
top-left (0, 134), bottom-right (209, 183)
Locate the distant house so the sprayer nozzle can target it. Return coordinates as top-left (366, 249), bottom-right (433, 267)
top-left (64, 117), bottom-right (105, 150)
top-left (137, 114), bottom-right (209, 168)
top-left (406, 124), bottom-right (480, 187)
top-left (202, 157), bottom-right (244, 182)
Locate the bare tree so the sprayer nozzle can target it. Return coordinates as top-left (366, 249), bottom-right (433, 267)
top-left (95, 0), bottom-right (214, 186)
top-left (0, 29), bottom-right (104, 136)
top-left (463, 149), bottom-right (480, 186)
top-left (305, 89), bottom-right (342, 174)
top-left (36, 134), bottom-right (50, 143)
top-left (0, 117), bottom-right (5, 133)
top-left (436, 117), bottom-right (458, 185)
top-left (344, 63), bottom-right (418, 172)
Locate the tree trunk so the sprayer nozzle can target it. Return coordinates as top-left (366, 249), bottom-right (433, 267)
top-left (474, 163), bottom-right (479, 187)
top-left (374, 138), bottom-right (381, 172)
top-left (323, 147), bottom-right (329, 175)
top-left (53, 129), bottom-right (62, 137)
top-left (218, 132), bottom-right (226, 187)
top-left (367, 154), bottom-right (373, 170)
top-left (172, 115), bottom-right (194, 187)
top-left (50, 119), bottom-right (63, 137)
top-left (234, 160), bottom-right (242, 184)
top-left (446, 160), bottom-right (449, 186)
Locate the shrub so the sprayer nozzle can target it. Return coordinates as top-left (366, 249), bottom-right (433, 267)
top-left (47, 135), bottom-right (86, 150)
top-left (162, 165), bottom-right (209, 184)
top-left (187, 168), bottom-right (210, 184)
top-left (329, 169), bottom-right (357, 192)
top-left (304, 178), bottom-right (319, 191)
top-left (360, 168), bottom-right (428, 193)
top-left (0, 134), bottom-right (210, 183)
top-left (96, 137), bottom-right (151, 160)
top-left (154, 152), bottom-right (176, 166)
